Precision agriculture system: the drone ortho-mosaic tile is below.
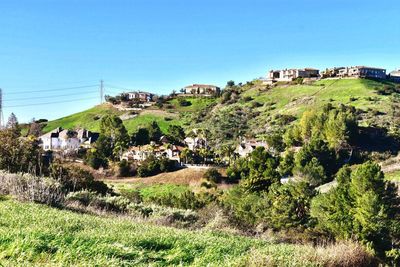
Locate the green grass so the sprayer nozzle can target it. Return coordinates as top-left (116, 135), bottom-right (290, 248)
top-left (385, 170), bottom-right (400, 182)
top-left (167, 97), bottom-right (217, 113)
top-left (0, 199), bottom-right (342, 266)
top-left (42, 104), bottom-right (181, 134)
top-left (43, 104), bottom-right (123, 133)
top-left (112, 183), bottom-right (189, 202)
top-left (123, 113), bottom-right (181, 134)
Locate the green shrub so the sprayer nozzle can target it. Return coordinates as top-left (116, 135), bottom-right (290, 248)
top-left (66, 190), bottom-right (97, 206)
top-left (203, 168), bottom-right (222, 183)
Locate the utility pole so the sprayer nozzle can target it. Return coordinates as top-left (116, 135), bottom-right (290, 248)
top-left (0, 88), bottom-right (3, 129)
top-left (100, 80), bottom-right (104, 104)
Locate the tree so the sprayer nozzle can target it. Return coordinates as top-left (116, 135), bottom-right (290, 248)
top-left (134, 128), bottom-right (150, 146)
top-left (278, 150), bottom-right (295, 177)
top-left (203, 168), bottom-right (222, 183)
top-left (226, 80), bottom-right (235, 87)
top-left (300, 157), bottom-right (327, 186)
top-left (6, 113), bottom-right (19, 129)
top-left (147, 121), bottom-right (162, 142)
top-left (28, 118), bottom-right (42, 137)
top-left (261, 182), bottom-right (316, 230)
top-left (240, 147), bottom-right (280, 192)
top-left (100, 115), bottom-right (130, 158)
top-left (221, 144), bottom-right (236, 165)
top-left (167, 125), bottom-right (185, 144)
top-left (294, 138), bottom-right (337, 183)
top-left (311, 162), bottom-right (400, 257)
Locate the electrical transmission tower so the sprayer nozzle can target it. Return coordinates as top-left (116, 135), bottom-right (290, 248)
top-left (100, 80), bottom-right (104, 104)
top-left (0, 88), bottom-right (4, 128)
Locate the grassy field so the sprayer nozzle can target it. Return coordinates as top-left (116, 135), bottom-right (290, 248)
top-left (123, 112), bottom-right (181, 134)
top-left (113, 183), bottom-right (190, 203)
top-left (0, 199), bottom-right (373, 266)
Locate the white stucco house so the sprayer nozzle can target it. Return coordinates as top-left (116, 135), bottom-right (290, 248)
top-left (39, 128), bottom-right (99, 152)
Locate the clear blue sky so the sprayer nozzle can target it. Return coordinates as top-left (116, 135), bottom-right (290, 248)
top-left (0, 0), bottom-right (399, 123)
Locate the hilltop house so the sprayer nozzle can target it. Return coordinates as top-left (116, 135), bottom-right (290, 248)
top-left (337, 66), bottom-right (386, 79)
top-left (40, 128), bottom-right (99, 151)
top-left (182, 84), bottom-right (220, 95)
top-left (266, 68), bottom-right (320, 83)
top-left (127, 91), bottom-right (153, 102)
top-left (389, 69), bottom-right (400, 83)
top-left (235, 139), bottom-right (268, 158)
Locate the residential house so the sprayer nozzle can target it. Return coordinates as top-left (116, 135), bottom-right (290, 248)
top-left (389, 69), bottom-right (400, 83)
top-left (121, 144), bottom-right (184, 162)
top-left (40, 127), bottom-right (99, 151)
top-left (235, 139), bottom-right (268, 158)
top-left (321, 67), bottom-right (345, 78)
top-left (128, 91), bottom-right (153, 102)
top-left (266, 68), bottom-right (320, 83)
top-left (183, 84), bottom-right (220, 95)
top-left (337, 66), bottom-right (386, 79)
top-left (184, 137), bottom-right (208, 150)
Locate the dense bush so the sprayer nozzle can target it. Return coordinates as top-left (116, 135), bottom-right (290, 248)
top-left (203, 168), bottom-right (222, 183)
top-left (0, 172), bottom-right (64, 206)
top-left (49, 163), bottom-right (110, 194)
top-left (137, 156), bottom-right (177, 177)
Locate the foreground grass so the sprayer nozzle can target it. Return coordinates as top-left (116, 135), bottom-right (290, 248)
top-left (0, 200), bottom-right (374, 266)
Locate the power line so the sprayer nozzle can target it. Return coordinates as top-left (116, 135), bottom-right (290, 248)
top-left (3, 90), bottom-right (99, 102)
top-left (4, 97), bottom-right (98, 108)
top-left (4, 84), bottom-right (99, 95)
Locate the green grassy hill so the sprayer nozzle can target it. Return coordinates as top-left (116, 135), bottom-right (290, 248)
top-left (40, 79), bottom-right (398, 137)
top-left (0, 199), bottom-right (372, 266)
top-left (241, 78), bottom-right (396, 122)
top-left (41, 96), bottom-right (217, 134)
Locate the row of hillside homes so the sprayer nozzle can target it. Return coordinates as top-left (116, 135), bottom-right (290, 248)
top-left (266, 68), bottom-right (320, 84)
top-left (235, 139), bottom-right (268, 158)
top-left (39, 128), bottom-right (99, 152)
top-left (121, 135), bottom-right (208, 162)
top-left (181, 84), bottom-right (220, 96)
top-left (265, 66), bottom-right (399, 84)
top-left (127, 91), bottom-right (154, 102)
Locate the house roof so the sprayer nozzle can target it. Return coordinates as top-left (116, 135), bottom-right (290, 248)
top-left (353, 66), bottom-right (386, 71)
top-left (39, 127), bottom-right (62, 139)
top-left (184, 84), bottom-right (219, 89)
top-left (390, 70), bottom-right (400, 77)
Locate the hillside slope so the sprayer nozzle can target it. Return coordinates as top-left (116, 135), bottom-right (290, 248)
top-left (192, 78), bottom-right (399, 143)
top-left (41, 79), bottom-right (398, 138)
top-left (0, 199), bottom-right (374, 266)
top-left (42, 96), bottom-right (217, 134)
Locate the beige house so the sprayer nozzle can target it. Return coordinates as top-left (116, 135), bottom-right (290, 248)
top-left (267, 68), bottom-right (320, 83)
top-left (121, 144), bottom-right (184, 162)
top-left (235, 139), bottom-right (268, 158)
top-left (183, 84), bottom-right (220, 95)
